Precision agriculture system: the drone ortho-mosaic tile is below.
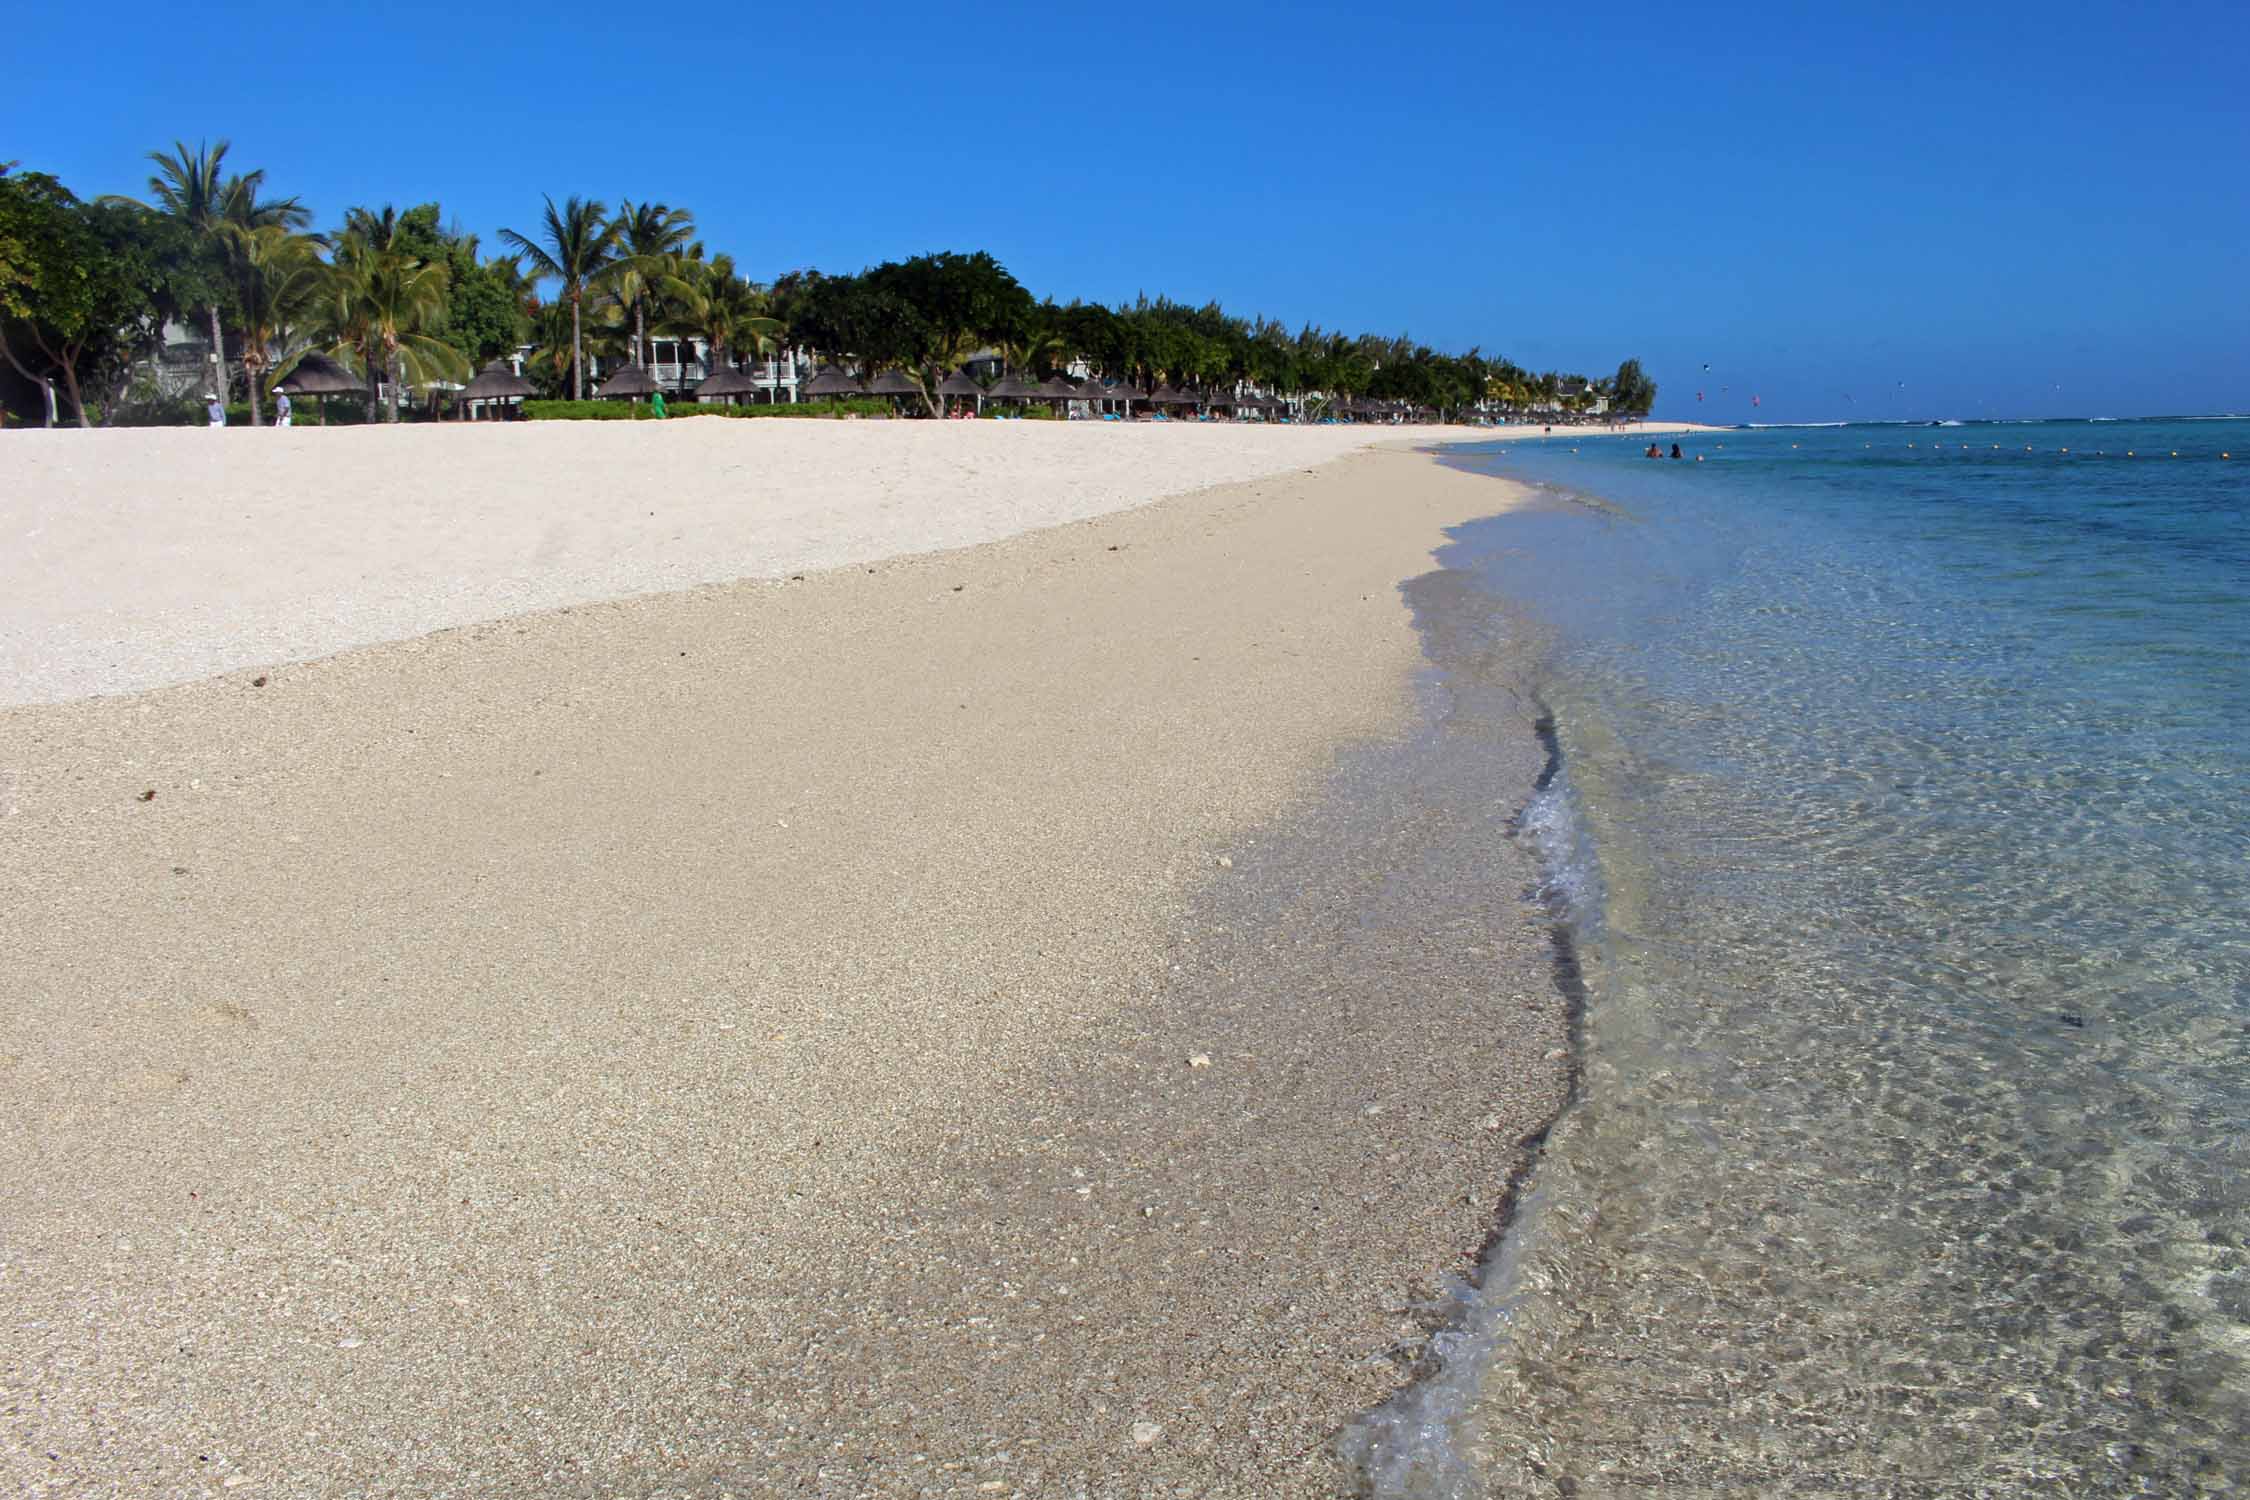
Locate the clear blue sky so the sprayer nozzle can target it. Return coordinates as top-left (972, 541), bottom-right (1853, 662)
top-left (8, 0), bottom-right (2245, 422)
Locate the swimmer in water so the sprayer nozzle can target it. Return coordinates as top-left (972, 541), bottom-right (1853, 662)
top-left (1670, 443), bottom-right (1683, 459)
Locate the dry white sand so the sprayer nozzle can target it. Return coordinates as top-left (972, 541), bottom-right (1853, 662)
top-left (1, 417), bottom-right (1716, 708)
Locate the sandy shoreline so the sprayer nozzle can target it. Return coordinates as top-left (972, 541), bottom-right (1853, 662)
top-left (2, 433), bottom-right (1568, 1495)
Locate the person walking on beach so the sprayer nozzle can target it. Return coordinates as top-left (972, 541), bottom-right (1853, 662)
top-left (205, 393), bottom-right (225, 428)
top-left (273, 391), bottom-right (291, 428)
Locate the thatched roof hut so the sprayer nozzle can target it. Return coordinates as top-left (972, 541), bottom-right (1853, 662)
top-left (936, 369), bottom-right (984, 397)
top-left (596, 364), bottom-right (658, 399)
top-left (273, 352), bottom-right (367, 396)
top-left (1149, 384), bottom-right (1193, 406)
top-left (865, 370), bottom-right (923, 397)
top-left (695, 366), bottom-right (763, 402)
top-left (455, 361), bottom-right (535, 421)
top-left (801, 365), bottom-right (866, 398)
top-left (984, 376), bottom-right (1041, 400)
top-left (460, 360), bottom-right (535, 401)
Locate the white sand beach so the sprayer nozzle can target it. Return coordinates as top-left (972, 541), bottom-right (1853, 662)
top-left (2, 421), bottom-right (1578, 1495)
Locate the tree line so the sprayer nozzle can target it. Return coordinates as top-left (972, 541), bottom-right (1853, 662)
top-left (1, 141), bottom-right (1656, 427)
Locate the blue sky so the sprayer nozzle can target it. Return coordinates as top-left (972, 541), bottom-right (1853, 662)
top-left (8, 0), bottom-right (2245, 422)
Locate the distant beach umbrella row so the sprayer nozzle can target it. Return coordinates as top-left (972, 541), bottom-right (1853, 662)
top-left (571, 358), bottom-right (1313, 415)
top-left (265, 354), bottom-right (1320, 421)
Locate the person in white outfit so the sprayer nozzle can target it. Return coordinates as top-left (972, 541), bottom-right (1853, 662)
top-left (206, 394), bottom-right (225, 427)
top-left (274, 391), bottom-right (291, 427)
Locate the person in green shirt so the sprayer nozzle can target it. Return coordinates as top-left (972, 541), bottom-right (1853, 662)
top-left (651, 389), bottom-right (667, 419)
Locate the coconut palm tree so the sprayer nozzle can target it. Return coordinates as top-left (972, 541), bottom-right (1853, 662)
top-left (662, 255), bottom-right (784, 378)
top-left (999, 322), bottom-right (1065, 380)
top-left (325, 214), bottom-right (467, 422)
top-left (525, 296), bottom-right (626, 398)
top-left (224, 225), bottom-right (324, 423)
top-left (604, 200), bottom-right (695, 374)
top-left (140, 140), bottom-right (308, 407)
top-left (499, 195), bottom-right (616, 400)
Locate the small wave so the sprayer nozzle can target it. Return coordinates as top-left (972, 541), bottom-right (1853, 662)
top-left (1338, 744), bottom-right (1602, 1493)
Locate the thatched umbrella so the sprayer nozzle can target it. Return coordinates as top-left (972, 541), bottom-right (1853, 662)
top-left (1035, 375), bottom-right (1080, 414)
top-left (984, 375), bottom-right (1041, 412)
top-left (936, 368), bottom-right (984, 415)
top-left (1149, 384), bottom-right (1193, 407)
top-left (694, 365), bottom-right (763, 407)
top-left (800, 365), bottom-right (866, 402)
top-left (596, 364), bottom-right (658, 401)
top-left (458, 360), bottom-right (534, 421)
top-left (865, 370), bottom-right (923, 413)
top-left (272, 352), bottom-right (368, 426)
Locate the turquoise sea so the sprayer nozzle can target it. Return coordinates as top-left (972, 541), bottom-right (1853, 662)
top-left (1348, 420), bottom-right (2249, 1495)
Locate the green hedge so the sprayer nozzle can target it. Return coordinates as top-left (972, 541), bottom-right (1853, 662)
top-left (521, 398), bottom-right (898, 421)
top-left (104, 396), bottom-right (375, 427)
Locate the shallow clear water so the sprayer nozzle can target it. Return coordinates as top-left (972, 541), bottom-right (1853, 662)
top-left (1354, 421), bottom-right (2250, 1495)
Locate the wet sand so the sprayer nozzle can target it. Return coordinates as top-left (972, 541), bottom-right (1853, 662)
top-left (1, 444), bottom-right (1567, 1496)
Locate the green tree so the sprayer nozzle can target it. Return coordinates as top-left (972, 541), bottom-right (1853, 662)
top-left (1611, 357), bottom-right (1657, 415)
top-left (500, 195), bottom-right (617, 400)
top-left (444, 252), bottom-right (532, 366)
top-left (663, 254), bottom-right (784, 379)
top-left (138, 140), bottom-right (308, 407)
top-left (326, 207), bottom-right (467, 421)
top-left (860, 251), bottom-right (1032, 414)
top-left (81, 198), bottom-right (217, 424)
top-left (0, 171), bottom-right (141, 425)
top-left (367, 204), bottom-right (529, 368)
top-left (604, 200), bottom-right (695, 372)
top-left (225, 224), bottom-right (324, 421)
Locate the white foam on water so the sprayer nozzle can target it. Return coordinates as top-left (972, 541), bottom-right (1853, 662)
top-left (1335, 768), bottom-right (1598, 1496)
